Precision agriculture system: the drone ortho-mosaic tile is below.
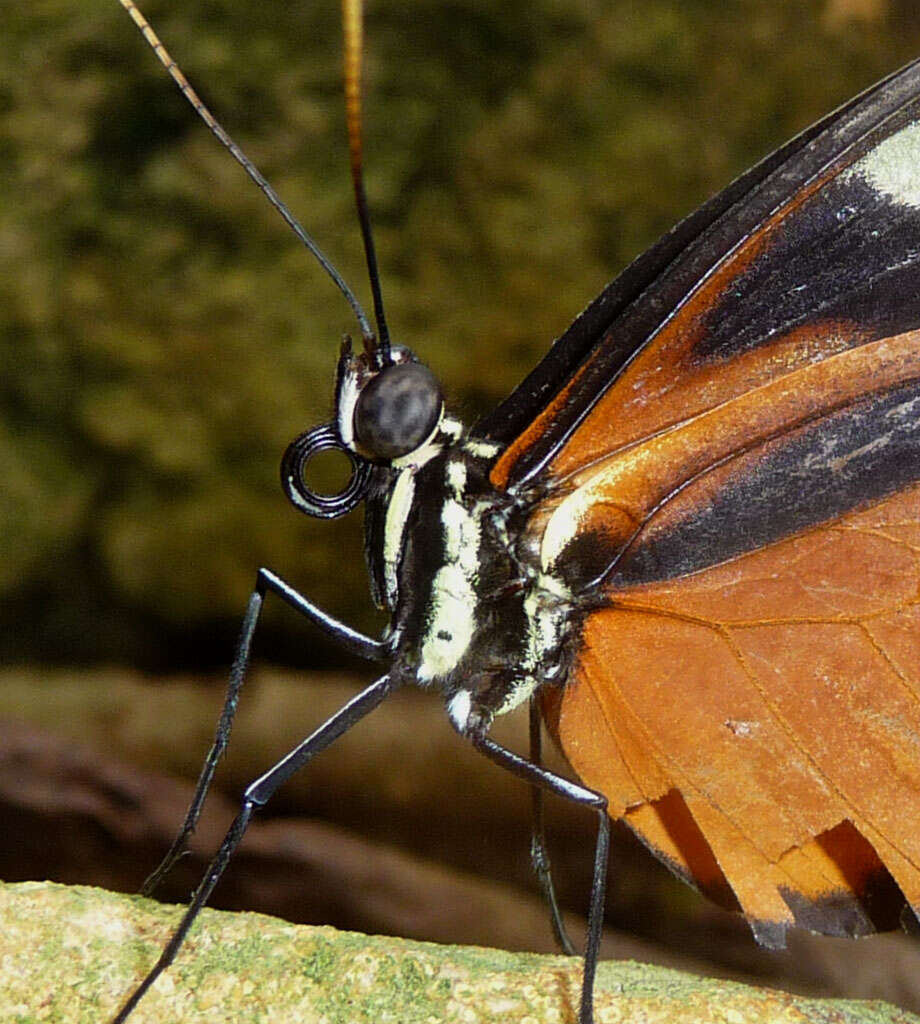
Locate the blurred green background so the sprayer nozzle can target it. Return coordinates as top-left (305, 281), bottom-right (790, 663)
top-left (5, 0), bottom-right (920, 1010)
top-left (5, 0), bottom-right (920, 668)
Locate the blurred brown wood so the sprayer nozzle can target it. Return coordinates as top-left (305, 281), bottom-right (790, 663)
top-left (2, 711), bottom-right (920, 1012)
top-left (0, 715), bottom-right (685, 963)
top-left (0, 666), bottom-right (683, 917)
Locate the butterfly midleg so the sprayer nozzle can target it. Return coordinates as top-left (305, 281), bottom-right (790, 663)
top-left (142, 566), bottom-right (386, 895)
top-left (529, 695), bottom-right (579, 956)
top-left (472, 731), bottom-right (610, 1024)
top-left (112, 671), bottom-right (397, 1024)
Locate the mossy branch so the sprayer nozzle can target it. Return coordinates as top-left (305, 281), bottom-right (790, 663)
top-left (2, 880), bottom-right (917, 1023)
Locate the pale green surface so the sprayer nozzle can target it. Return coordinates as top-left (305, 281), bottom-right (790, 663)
top-left (2, 880), bottom-right (918, 1023)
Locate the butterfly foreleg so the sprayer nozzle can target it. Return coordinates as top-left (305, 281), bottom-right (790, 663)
top-left (142, 566), bottom-right (386, 895)
top-left (113, 671), bottom-right (397, 1024)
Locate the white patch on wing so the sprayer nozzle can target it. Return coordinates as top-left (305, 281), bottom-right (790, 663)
top-left (846, 121), bottom-right (920, 209)
top-left (539, 459), bottom-right (631, 572)
top-left (541, 501), bottom-right (583, 572)
top-left (539, 444), bottom-right (655, 573)
top-left (540, 479), bottom-right (615, 573)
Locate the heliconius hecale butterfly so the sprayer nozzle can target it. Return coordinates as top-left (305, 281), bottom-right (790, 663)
top-left (111, 2), bottom-right (920, 1022)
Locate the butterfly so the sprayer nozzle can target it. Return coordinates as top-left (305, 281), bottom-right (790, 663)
top-left (112, 1), bottom-right (920, 1022)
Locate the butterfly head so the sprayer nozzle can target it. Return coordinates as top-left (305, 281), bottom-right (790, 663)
top-left (280, 339), bottom-right (455, 521)
top-left (333, 340), bottom-right (444, 464)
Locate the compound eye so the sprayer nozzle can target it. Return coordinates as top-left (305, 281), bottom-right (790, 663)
top-left (354, 362), bottom-right (443, 460)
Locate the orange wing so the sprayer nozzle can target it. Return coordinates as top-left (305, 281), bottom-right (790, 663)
top-left (542, 479), bottom-right (920, 941)
top-left (480, 60), bottom-right (920, 942)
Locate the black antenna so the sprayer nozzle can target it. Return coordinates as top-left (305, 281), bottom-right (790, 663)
top-left (342, 0), bottom-right (392, 367)
top-left (117, 0), bottom-right (376, 346)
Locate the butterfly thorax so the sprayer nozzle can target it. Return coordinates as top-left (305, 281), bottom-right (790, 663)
top-left (366, 422), bottom-right (574, 735)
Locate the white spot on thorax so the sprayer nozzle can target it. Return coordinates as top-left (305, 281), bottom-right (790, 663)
top-left (448, 689), bottom-right (472, 731)
top-left (446, 459), bottom-right (467, 498)
top-left (494, 677), bottom-right (538, 717)
top-left (439, 415), bottom-right (464, 444)
top-left (464, 438), bottom-right (502, 459)
top-left (845, 121), bottom-right (920, 209)
top-left (492, 575), bottom-right (570, 718)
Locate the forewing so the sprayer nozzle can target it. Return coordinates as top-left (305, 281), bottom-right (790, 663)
top-left (485, 58), bottom-right (920, 494)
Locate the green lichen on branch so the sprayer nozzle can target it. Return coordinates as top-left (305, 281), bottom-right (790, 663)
top-left (1, 880), bottom-right (918, 1023)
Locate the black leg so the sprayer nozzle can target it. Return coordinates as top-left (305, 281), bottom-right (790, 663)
top-left (529, 697), bottom-right (579, 957)
top-left (113, 672), bottom-right (397, 1024)
top-left (257, 568), bottom-right (386, 663)
top-left (472, 731), bottom-right (609, 1024)
top-left (142, 567), bottom-right (385, 896)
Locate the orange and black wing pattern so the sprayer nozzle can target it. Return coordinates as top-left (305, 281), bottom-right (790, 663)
top-left (476, 58), bottom-right (920, 943)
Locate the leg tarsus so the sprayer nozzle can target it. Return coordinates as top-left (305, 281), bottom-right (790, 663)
top-left (113, 805), bottom-right (255, 1024)
top-left (529, 697), bottom-right (579, 956)
top-left (471, 729), bottom-right (608, 1024)
top-left (579, 808), bottom-right (609, 1024)
top-left (115, 673), bottom-right (394, 1024)
top-left (142, 587), bottom-right (263, 895)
